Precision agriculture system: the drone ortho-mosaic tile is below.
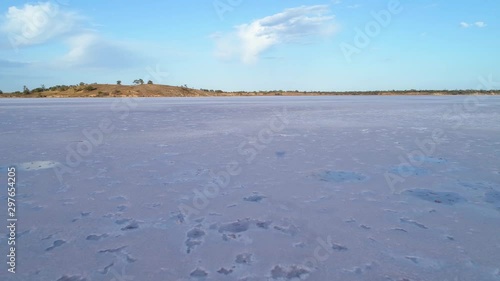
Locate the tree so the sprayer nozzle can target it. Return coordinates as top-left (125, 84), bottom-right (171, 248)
top-left (23, 85), bottom-right (30, 95)
top-left (79, 82), bottom-right (85, 86)
top-left (133, 79), bottom-right (144, 85)
top-left (147, 80), bottom-right (153, 84)
top-left (117, 80), bottom-right (122, 85)
top-left (0, 90), bottom-right (3, 94)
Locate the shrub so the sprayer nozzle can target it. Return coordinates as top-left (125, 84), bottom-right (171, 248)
top-left (117, 80), bottom-right (122, 85)
top-left (133, 79), bottom-right (144, 85)
top-left (84, 85), bottom-right (97, 91)
top-left (147, 80), bottom-right (153, 84)
top-left (31, 87), bottom-right (45, 93)
top-left (0, 90), bottom-right (3, 94)
top-left (50, 85), bottom-right (70, 91)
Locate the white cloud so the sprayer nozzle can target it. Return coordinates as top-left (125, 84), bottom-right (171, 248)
top-left (474, 21), bottom-right (487, 28)
top-left (0, 2), bottom-right (82, 47)
top-left (0, 2), bottom-right (145, 69)
top-left (212, 5), bottom-right (337, 64)
top-left (59, 33), bottom-right (143, 69)
top-left (460, 21), bottom-right (487, 28)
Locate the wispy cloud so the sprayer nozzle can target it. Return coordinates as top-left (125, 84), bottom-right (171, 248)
top-left (460, 21), bottom-right (487, 28)
top-left (0, 59), bottom-right (29, 67)
top-left (474, 21), bottom-right (487, 28)
top-left (212, 5), bottom-right (337, 64)
top-left (59, 33), bottom-right (144, 69)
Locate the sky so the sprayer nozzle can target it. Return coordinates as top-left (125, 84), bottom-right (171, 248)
top-left (0, 0), bottom-right (499, 92)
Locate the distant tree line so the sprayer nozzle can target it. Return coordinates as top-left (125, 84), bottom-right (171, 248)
top-left (199, 88), bottom-right (224, 93)
top-left (1, 83), bottom-right (499, 96)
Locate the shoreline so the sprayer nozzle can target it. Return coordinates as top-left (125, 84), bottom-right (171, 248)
top-left (1, 84), bottom-right (498, 98)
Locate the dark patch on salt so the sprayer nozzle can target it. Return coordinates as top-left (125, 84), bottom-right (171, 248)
top-left (86, 234), bottom-right (108, 241)
top-left (405, 256), bottom-right (419, 264)
top-left (121, 221), bottom-right (139, 231)
top-left (400, 218), bottom-right (428, 229)
top-left (185, 240), bottom-right (202, 254)
top-left (190, 268), bottom-right (208, 278)
top-left (243, 194), bottom-right (266, 202)
top-left (187, 228), bottom-right (205, 239)
top-left (217, 267), bottom-right (233, 275)
top-left (219, 219), bottom-right (251, 233)
top-left (315, 170), bottom-right (367, 183)
top-left (331, 243), bottom-right (348, 251)
top-left (405, 189), bottom-right (466, 205)
top-left (115, 218), bottom-right (131, 225)
top-left (46, 239), bottom-right (66, 251)
top-left (255, 220), bottom-right (272, 229)
top-left (235, 253), bottom-right (252, 264)
top-left (98, 246), bottom-right (126, 253)
top-left (273, 224), bottom-right (299, 236)
top-left (270, 265), bottom-right (310, 280)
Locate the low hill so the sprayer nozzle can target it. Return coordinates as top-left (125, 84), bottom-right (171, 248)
top-left (1, 83), bottom-right (499, 98)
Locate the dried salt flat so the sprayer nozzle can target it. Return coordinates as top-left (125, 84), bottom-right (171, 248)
top-left (0, 96), bottom-right (499, 281)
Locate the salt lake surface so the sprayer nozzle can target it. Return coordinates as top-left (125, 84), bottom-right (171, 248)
top-left (0, 96), bottom-right (499, 281)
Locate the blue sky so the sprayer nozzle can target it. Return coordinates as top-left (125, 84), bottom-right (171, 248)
top-left (0, 0), bottom-right (499, 92)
